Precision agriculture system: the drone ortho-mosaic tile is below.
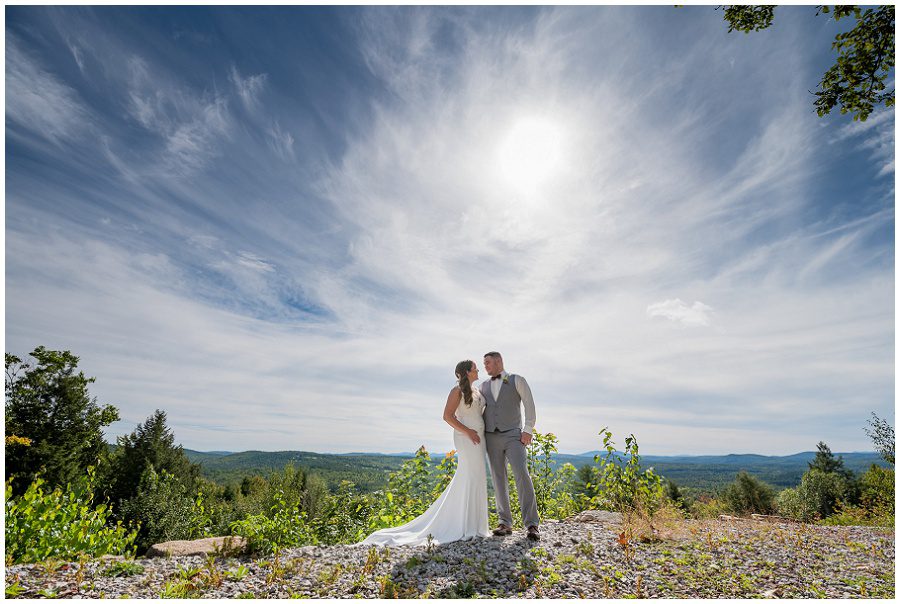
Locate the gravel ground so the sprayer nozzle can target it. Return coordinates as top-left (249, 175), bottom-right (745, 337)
top-left (5, 514), bottom-right (894, 598)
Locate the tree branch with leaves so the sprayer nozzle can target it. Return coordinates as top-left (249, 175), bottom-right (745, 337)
top-left (719, 5), bottom-right (894, 121)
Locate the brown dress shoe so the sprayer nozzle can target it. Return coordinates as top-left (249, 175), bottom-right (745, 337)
top-left (492, 525), bottom-right (513, 536)
top-left (526, 525), bottom-right (540, 541)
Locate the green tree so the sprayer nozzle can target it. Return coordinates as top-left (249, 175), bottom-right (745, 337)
top-left (574, 464), bottom-right (602, 500)
top-left (240, 475), bottom-right (268, 497)
top-left (864, 412), bottom-right (895, 465)
top-left (5, 347), bottom-right (119, 495)
top-left (722, 471), bottom-right (776, 515)
top-left (808, 441), bottom-right (855, 482)
top-left (104, 409), bottom-right (200, 511)
top-left (720, 5), bottom-right (894, 121)
top-left (664, 478), bottom-right (687, 511)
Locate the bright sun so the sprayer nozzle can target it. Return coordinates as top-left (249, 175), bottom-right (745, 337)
top-left (497, 116), bottom-right (564, 191)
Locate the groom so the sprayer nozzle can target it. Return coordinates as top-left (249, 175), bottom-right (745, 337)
top-left (481, 351), bottom-right (540, 541)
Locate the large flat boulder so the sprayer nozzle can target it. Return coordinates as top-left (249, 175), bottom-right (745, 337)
top-left (569, 510), bottom-right (622, 524)
top-left (146, 536), bottom-right (248, 558)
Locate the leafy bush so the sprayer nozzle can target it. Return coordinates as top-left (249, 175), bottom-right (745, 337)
top-left (775, 468), bottom-right (852, 521)
top-left (858, 464), bottom-right (894, 513)
top-left (527, 431), bottom-right (580, 520)
top-left (688, 494), bottom-right (729, 519)
top-left (722, 471), bottom-right (776, 516)
top-left (575, 428), bottom-right (671, 540)
top-left (588, 428), bottom-right (666, 516)
top-left (820, 465), bottom-right (894, 527)
top-left (802, 468), bottom-right (853, 519)
top-left (370, 446), bottom-right (439, 531)
top-left (5, 467), bottom-right (137, 564)
top-left (229, 490), bottom-right (317, 554)
top-left (188, 478), bottom-right (243, 538)
top-left (310, 480), bottom-right (375, 544)
top-left (431, 449), bottom-right (458, 499)
top-left (119, 466), bottom-right (198, 552)
top-left (775, 487), bottom-right (806, 520)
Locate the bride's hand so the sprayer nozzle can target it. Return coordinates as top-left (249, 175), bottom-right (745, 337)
top-left (468, 429), bottom-right (481, 445)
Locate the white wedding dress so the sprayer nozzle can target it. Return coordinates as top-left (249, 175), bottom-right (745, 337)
top-left (358, 387), bottom-right (491, 546)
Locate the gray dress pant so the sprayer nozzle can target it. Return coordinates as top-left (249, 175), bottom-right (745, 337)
top-left (485, 428), bottom-right (540, 528)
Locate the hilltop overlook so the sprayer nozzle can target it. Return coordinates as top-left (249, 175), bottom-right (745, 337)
top-left (6, 512), bottom-right (894, 598)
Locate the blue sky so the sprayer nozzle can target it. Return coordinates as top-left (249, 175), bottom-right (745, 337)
top-left (5, 5), bottom-right (894, 455)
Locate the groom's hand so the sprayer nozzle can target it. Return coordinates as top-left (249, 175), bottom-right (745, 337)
top-left (520, 432), bottom-right (533, 446)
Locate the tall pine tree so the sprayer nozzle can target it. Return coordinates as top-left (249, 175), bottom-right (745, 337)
top-left (103, 409), bottom-right (200, 510)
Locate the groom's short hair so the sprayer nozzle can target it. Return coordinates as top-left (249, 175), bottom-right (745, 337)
top-left (484, 351), bottom-right (502, 360)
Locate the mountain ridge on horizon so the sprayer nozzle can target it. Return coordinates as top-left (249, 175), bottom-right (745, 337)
top-left (181, 448), bottom-right (882, 458)
top-left (178, 448), bottom-right (889, 493)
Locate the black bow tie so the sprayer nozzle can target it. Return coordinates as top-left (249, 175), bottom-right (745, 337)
top-left (491, 375), bottom-right (502, 381)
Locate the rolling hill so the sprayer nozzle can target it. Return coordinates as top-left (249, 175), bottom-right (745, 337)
top-left (184, 448), bottom-right (888, 494)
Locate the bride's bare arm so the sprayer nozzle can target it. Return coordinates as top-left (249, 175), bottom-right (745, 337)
top-left (442, 387), bottom-right (481, 445)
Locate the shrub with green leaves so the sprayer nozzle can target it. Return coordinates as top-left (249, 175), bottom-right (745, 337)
top-left (802, 468), bottom-right (853, 519)
top-left (431, 450), bottom-right (458, 499)
top-left (858, 464), bottom-right (894, 513)
top-left (526, 431), bottom-right (579, 520)
top-left (310, 480), bottom-right (375, 544)
top-left (587, 427), bottom-right (665, 517)
top-left (187, 479), bottom-right (242, 538)
top-left (229, 489), bottom-right (317, 554)
top-left (775, 486), bottom-right (806, 521)
top-left (819, 465), bottom-right (895, 527)
top-left (689, 494), bottom-right (729, 519)
top-left (370, 446), bottom-right (437, 531)
top-left (5, 467), bottom-right (137, 564)
top-left (776, 468), bottom-right (853, 522)
top-left (722, 471), bottom-right (776, 516)
top-left (486, 431), bottom-right (579, 527)
top-left (664, 479), bottom-right (688, 511)
top-left (119, 466), bottom-right (198, 553)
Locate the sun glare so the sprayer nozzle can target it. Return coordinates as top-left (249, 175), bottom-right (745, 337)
top-left (497, 116), bottom-right (564, 191)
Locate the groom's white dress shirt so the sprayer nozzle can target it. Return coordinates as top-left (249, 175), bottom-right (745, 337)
top-left (489, 370), bottom-right (536, 435)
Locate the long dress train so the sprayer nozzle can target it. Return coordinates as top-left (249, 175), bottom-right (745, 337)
top-left (357, 388), bottom-right (490, 546)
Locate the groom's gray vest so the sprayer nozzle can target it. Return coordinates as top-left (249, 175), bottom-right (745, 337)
top-left (482, 375), bottom-right (523, 433)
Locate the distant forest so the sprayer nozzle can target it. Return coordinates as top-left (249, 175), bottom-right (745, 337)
top-left (182, 448), bottom-right (889, 494)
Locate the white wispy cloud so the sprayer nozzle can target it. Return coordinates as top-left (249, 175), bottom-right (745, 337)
top-left (235, 251), bottom-right (276, 274)
top-left (229, 65), bottom-right (267, 111)
top-left (831, 107), bottom-right (895, 177)
top-left (6, 34), bottom-right (92, 143)
top-left (66, 38), bottom-right (86, 73)
top-left (267, 120), bottom-right (296, 162)
top-left (646, 300), bottom-right (715, 328)
top-left (126, 56), bottom-right (231, 174)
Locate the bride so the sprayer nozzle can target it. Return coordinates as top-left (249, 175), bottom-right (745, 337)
top-left (358, 360), bottom-right (491, 546)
